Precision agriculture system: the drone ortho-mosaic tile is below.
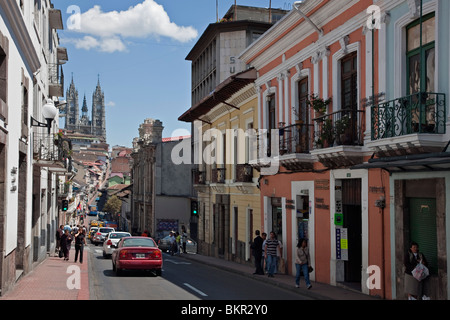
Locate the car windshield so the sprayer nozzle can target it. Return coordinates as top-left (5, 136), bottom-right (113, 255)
top-left (122, 238), bottom-right (156, 248)
top-left (99, 228), bottom-right (114, 233)
top-left (110, 233), bottom-right (130, 239)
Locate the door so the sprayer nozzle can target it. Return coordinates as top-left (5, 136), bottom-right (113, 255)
top-left (342, 179), bottom-right (362, 284)
top-left (408, 198), bottom-right (437, 275)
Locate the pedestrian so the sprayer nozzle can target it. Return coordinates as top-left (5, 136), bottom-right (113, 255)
top-left (252, 230), bottom-right (264, 275)
top-left (261, 232), bottom-right (267, 273)
top-left (181, 226), bottom-right (188, 254)
top-left (141, 230), bottom-right (149, 237)
top-left (55, 225), bottom-right (64, 256)
top-left (264, 231), bottom-right (280, 278)
top-left (295, 238), bottom-right (312, 289)
top-left (60, 229), bottom-right (73, 261)
top-left (404, 241), bottom-right (430, 300)
top-left (74, 228), bottom-right (86, 263)
top-left (169, 232), bottom-right (176, 256)
top-left (175, 232), bottom-right (181, 255)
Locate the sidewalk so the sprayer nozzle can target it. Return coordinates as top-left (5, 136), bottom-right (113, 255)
top-left (179, 252), bottom-right (380, 300)
top-left (0, 247), bottom-right (89, 300)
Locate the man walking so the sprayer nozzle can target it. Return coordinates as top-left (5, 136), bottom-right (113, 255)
top-left (265, 231), bottom-right (280, 278)
top-left (252, 230), bottom-right (264, 275)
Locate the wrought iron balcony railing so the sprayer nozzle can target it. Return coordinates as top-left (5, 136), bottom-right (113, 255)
top-left (371, 92), bottom-right (446, 140)
top-left (313, 108), bottom-right (365, 148)
top-left (48, 63), bottom-right (64, 97)
top-left (33, 132), bottom-right (72, 165)
top-left (235, 164), bottom-right (253, 183)
top-left (193, 169), bottom-right (206, 185)
top-left (211, 167), bottom-right (226, 184)
top-left (279, 123), bottom-right (314, 154)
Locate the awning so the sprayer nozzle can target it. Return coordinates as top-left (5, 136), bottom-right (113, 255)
top-left (178, 68), bottom-right (257, 123)
top-left (351, 152), bottom-right (450, 173)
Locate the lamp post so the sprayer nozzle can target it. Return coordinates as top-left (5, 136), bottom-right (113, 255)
top-left (30, 99), bottom-right (58, 134)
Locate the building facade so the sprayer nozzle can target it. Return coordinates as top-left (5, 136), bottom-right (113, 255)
top-left (240, 0), bottom-right (450, 299)
top-left (0, 0), bottom-right (70, 296)
top-left (130, 119), bottom-right (193, 239)
top-left (180, 4), bottom-right (288, 264)
top-left (180, 68), bottom-right (261, 263)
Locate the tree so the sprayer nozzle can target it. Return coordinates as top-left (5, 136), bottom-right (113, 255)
top-left (103, 195), bottom-right (122, 217)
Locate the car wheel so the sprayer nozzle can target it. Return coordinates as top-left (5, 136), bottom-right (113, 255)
top-left (115, 267), bottom-right (122, 276)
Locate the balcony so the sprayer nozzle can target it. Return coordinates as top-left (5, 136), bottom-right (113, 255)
top-left (211, 167), bottom-right (226, 184)
top-left (48, 63), bottom-right (64, 97)
top-left (278, 123), bottom-right (315, 171)
top-left (310, 108), bottom-right (366, 168)
top-left (235, 164), bottom-right (253, 183)
top-left (33, 132), bottom-right (72, 172)
top-left (193, 169), bottom-right (206, 185)
top-left (368, 92), bottom-right (446, 157)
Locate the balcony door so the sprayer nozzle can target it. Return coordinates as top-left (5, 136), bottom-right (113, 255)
top-left (297, 78), bottom-right (310, 152)
top-left (340, 52), bottom-right (358, 144)
top-left (406, 13), bottom-right (436, 133)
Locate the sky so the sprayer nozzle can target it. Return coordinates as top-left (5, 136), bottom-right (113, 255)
top-left (52, 0), bottom-right (294, 148)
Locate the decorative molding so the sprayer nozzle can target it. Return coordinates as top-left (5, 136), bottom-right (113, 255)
top-left (339, 35), bottom-right (350, 54)
top-left (407, 0), bottom-right (420, 18)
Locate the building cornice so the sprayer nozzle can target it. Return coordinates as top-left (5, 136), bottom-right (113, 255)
top-left (1, 1), bottom-right (40, 73)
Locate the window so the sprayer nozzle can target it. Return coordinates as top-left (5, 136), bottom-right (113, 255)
top-left (341, 52), bottom-right (358, 111)
top-left (267, 95), bottom-right (276, 157)
top-left (406, 13), bottom-right (436, 133)
top-left (406, 13), bottom-right (435, 94)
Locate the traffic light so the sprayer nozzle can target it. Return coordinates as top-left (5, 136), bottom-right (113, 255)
top-left (62, 200), bottom-right (69, 211)
top-left (191, 200), bottom-right (198, 216)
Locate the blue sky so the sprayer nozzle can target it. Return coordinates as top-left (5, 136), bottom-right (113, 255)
top-left (52, 0), bottom-right (293, 148)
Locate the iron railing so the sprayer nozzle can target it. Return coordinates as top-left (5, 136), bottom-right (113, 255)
top-left (313, 109), bottom-right (365, 148)
top-left (211, 167), bottom-right (226, 184)
top-left (371, 92), bottom-right (446, 140)
top-left (235, 164), bottom-right (253, 182)
top-left (279, 123), bottom-right (314, 154)
top-left (33, 132), bottom-right (72, 164)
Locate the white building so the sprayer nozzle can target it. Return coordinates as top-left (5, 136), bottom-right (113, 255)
top-left (0, 0), bottom-right (69, 296)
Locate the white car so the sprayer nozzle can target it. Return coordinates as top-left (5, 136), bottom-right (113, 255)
top-left (92, 227), bottom-right (115, 245)
top-left (102, 231), bottom-right (131, 257)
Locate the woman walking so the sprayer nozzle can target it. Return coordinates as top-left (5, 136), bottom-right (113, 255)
top-left (60, 229), bottom-right (73, 261)
top-left (74, 228), bottom-right (87, 263)
top-left (295, 238), bottom-right (312, 289)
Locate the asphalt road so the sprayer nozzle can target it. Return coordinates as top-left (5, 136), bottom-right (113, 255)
top-left (87, 243), bottom-right (312, 300)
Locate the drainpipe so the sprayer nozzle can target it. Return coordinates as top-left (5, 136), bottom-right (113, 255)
top-left (293, 0), bottom-right (323, 36)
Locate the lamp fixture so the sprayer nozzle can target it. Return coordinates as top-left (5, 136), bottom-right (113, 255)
top-left (30, 99), bottom-right (58, 134)
top-left (293, 0), bottom-right (323, 36)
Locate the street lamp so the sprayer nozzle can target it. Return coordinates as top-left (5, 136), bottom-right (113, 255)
top-left (293, 0), bottom-right (323, 36)
top-left (31, 99), bottom-right (58, 134)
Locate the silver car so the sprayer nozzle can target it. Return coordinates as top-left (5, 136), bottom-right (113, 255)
top-left (102, 231), bottom-right (131, 257)
top-left (158, 235), bottom-right (197, 254)
top-left (92, 227), bottom-right (115, 245)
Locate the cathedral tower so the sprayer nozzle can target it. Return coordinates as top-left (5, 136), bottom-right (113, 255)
top-left (65, 77), bottom-right (79, 131)
top-left (91, 76), bottom-right (106, 139)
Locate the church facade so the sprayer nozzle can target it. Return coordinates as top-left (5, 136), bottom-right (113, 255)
top-left (65, 77), bottom-right (106, 140)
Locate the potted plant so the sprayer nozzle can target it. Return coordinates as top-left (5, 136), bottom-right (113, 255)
top-left (307, 94), bottom-right (332, 117)
top-left (335, 114), bottom-right (351, 145)
top-left (320, 118), bottom-right (334, 147)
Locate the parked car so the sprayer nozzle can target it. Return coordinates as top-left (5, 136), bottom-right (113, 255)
top-left (103, 231), bottom-right (131, 257)
top-left (92, 227), bottom-right (115, 245)
top-left (158, 235), bottom-right (197, 254)
top-left (112, 237), bottom-right (163, 276)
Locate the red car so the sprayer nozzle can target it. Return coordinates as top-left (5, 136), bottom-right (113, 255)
top-left (112, 237), bottom-right (163, 276)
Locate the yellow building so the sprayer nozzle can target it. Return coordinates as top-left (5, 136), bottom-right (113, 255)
top-left (179, 68), bottom-right (261, 264)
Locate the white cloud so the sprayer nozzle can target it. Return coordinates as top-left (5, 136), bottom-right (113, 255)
top-left (106, 101), bottom-right (116, 107)
top-left (65, 0), bottom-right (198, 52)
